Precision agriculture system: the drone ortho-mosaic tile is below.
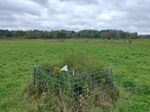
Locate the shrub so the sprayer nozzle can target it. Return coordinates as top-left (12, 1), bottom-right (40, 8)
top-left (26, 51), bottom-right (119, 111)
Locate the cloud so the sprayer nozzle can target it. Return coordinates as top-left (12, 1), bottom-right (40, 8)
top-left (60, 0), bottom-right (98, 5)
top-left (0, 0), bottom-right (41, 16)
top-left (27, 0), bottom-right (49, 6)
top-left (0, 0), bottom-right (150, 34)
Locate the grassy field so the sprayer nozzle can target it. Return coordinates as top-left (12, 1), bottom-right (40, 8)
top-left (0, 39), bottom-right (150, 112)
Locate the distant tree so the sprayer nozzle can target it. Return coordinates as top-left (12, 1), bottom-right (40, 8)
top-left (130, 32), bottom-right (138, 39)
top-left (0, 29), bottom-right (141, 40)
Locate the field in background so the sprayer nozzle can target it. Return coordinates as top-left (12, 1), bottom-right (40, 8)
top-left (0, 39), bottom-right (150, 112)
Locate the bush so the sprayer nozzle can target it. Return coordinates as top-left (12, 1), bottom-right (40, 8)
top-left (26, 51), bottom-right (119, 111)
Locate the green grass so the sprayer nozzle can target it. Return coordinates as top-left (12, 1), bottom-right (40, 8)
top-left (0, 39), bottom-right (150, 112)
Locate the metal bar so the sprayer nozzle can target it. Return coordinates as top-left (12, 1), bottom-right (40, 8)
top-left (33, 64), bottom-right (36, 85)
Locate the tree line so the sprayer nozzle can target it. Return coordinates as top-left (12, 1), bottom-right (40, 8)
top-left (0, 29), bottom-right (139, 39)
top-left (139, 35), bottom-right (150, 39)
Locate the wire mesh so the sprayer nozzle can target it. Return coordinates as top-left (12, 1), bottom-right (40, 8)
top-left (33, 65), bottom-right (115, 112)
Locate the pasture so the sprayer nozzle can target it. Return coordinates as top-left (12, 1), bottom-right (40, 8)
top-left (0, 39), bottom-right (150, 112)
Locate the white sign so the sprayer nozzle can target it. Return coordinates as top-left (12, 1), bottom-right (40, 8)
top-left (60, 65), bottom-right (68, 72)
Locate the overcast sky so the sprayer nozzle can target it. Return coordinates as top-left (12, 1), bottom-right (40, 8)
top-left (0, 0), bottom-right (149, 34)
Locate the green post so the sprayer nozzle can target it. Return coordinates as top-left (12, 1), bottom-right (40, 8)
top-left (33, 64), bottom-right (36, 85)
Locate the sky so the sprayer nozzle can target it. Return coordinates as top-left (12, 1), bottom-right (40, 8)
top-left (0, 0), bottom-right (150, 34)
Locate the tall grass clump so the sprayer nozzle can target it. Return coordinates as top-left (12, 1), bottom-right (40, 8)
top-left (25, 51), bottom-right (119, 112)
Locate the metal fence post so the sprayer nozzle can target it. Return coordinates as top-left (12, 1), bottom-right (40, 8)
top-left (109, 63), bottom-right (114, 87)
top-left (71, 69), bottom-right (75, 112)
top-left (33, 64), bottom-right (36, 85)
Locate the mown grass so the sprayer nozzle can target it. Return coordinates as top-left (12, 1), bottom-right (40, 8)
top-left (0, 39), bottom-right (150, 112)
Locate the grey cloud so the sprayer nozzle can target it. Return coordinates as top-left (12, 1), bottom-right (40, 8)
top-left (0, 0), bottom-right (150, 34)
top-left (0, 0), bottom-right (41, 16)
top-left (0, 10), bottom-right (16, 21)
top-left (60, 0), bottom-right (98, 5)
top-left (28, 0), bottom-right (49, 6)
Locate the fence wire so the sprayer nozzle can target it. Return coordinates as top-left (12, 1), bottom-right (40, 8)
top-left (33, 65), bottom-right (116, 112)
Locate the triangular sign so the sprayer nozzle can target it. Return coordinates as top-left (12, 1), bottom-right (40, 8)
top-left (60, 65), bottom-right (68, 72)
